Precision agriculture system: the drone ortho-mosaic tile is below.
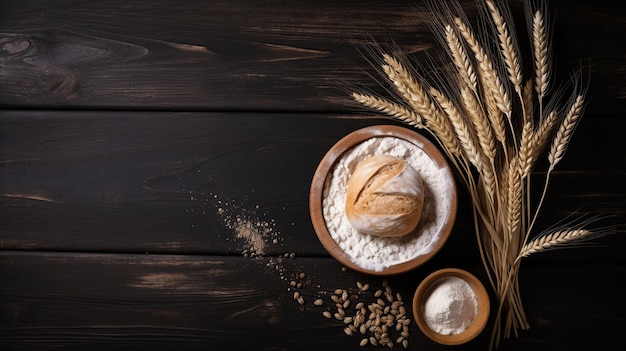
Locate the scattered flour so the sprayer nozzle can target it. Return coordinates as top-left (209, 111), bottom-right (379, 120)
top-left (321, 136), bottom-right (454, 271)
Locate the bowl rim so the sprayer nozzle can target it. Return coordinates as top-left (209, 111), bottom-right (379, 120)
top-left (412, 268), bottom-right (491, 345)
top-left (309, 124), bottom-right (458, 275)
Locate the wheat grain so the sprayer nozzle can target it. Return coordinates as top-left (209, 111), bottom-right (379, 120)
top-left (548, 95), bottom-right (585, 171)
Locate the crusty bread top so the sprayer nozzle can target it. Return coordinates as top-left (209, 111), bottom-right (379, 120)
top-left (345, 154), bottom-right (425, 237)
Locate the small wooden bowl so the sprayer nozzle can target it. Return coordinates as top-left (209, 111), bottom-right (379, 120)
top-left (412, 268), bottom-right (490, 345)
top-left (309, 125), bottom-right (457, 275)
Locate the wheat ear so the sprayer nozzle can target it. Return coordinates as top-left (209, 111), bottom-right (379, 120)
top-left (459, 85), bottom-right (498, 199)
top-left (381, 54), bottom-right (433, 117)
top-left (518, 121), bottom-right (534, 178)
top-left (461, 86), bottom-right (498, 159)
top-left (455, 16), bottom-right (513, 146)
top-left (486, 0), bottom-right (522, 91)
top-left (533, 10), bottom-right (549, 103)
top-left (522, 79), bottom-right (534, 125)
top-left (444, 24), bottom-right (478, 92)
top-left (528, 95), bottom-right (585, 239)
top-left (430, 87), bottom-right (482, 168)
top-left (531, 110), bottom-right (559, 160)
top-left (351, 92), bottom-right (424, 128)
top-left (518, 229), bottom-right (592, 258)
top-left (506, 156), bottom-right (522, 250)
top-left (382, 54), bottom-right (462, 156)
top-left (548, 95), bottom-right (585, 172)
top-left (519, 108), bottom-right (557, 176)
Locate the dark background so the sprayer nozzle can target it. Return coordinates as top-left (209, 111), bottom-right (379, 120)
top-left (1, 1), bottom-right (624, 350)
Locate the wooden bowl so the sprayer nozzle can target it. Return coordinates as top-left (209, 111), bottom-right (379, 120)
top-left (412, 268), bottom-right (490, 345)
top-left (309, 125), bottom-right (457, 275)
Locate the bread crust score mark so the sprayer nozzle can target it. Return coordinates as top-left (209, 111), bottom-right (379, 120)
top-left (346, 155), bottom-right (425, 237)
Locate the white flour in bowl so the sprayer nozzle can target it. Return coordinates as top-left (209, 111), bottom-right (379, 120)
top-left (321, 136), bottom-right (454, 272)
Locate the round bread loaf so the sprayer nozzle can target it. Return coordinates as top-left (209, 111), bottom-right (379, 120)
top-left (345, 154), bottom-right (425, 237)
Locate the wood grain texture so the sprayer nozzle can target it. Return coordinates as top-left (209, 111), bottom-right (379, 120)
top-left (1, 252), bottom-right (625, 351)
top-left (0, 0), bottom-right (624, 115)
top-left (1, 111), bottom-right (623, 263)
top-left (1, 1), bottom-right (625, 350)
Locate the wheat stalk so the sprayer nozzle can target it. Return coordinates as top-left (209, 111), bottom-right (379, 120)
top-left (349, 1), bottom-right (614, 349)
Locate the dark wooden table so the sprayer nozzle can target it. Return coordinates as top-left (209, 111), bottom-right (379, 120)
top-left (1, 1), bottom-right (624, 350)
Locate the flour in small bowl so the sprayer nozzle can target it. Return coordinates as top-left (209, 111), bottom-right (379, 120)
top-left (322, 136), bottom-right (454, 272)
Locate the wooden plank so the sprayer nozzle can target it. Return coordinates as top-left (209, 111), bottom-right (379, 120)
top-left (0, 251), bottom-right (624, 350)
top-left (0, 0), bottom-right (623, 114)
top-left (1, 110), bottom-right (624, 262)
